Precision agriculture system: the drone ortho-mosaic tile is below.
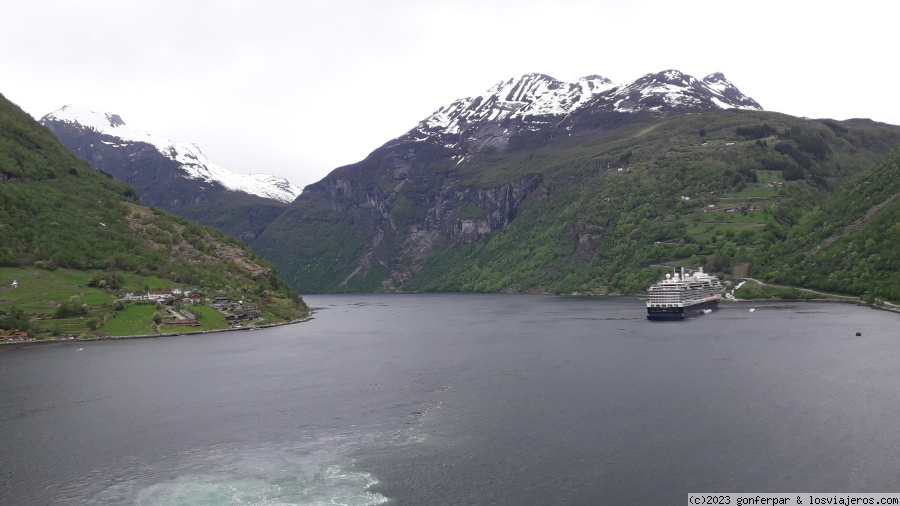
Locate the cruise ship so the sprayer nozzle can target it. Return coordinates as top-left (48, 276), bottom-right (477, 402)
top-left (646, 267), bottom-right (723, 320)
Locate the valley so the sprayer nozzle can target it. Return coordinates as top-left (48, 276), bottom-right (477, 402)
top-left (4, 68), bottom-right (900, 336)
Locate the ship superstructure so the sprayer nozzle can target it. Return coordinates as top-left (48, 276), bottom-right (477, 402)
top-left (646, 267), bottom-right (722, 320)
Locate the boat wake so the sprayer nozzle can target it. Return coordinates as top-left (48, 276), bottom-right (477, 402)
top-left (85, 435), bottom-right (390, 506)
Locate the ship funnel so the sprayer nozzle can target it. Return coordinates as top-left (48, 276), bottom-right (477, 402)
top-left (681, 267), bottom-right (685, 280)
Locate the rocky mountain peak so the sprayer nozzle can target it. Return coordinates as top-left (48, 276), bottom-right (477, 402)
top-left (487, 73), bottom-right (560, 103)
top-left (595, 69), bottom-right (762, 114)
top-left (411, 72), bottom-right (617, 146)
top-left (107, 113), bottom-right (125, 127)
top-left (703, 72), bottom-right (728, 84)
top-left (640, 69), bottom-right (697, 87)
top-left (399, 69), bottom-right (761, 158)
top-left (701, 72), bottom-right (761, 110)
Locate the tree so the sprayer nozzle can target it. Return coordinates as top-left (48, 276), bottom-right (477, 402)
top-left (55, 297), bottom-right (88, 318)
top-left (0, 306), bottom-right (30, 332)
top-left (783, 164), bottom-right (804, 181)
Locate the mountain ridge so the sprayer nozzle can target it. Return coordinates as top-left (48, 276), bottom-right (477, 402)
top-left (40, 106), bottom-right (301, 241)
top-left (250, 69), bottom-right (900, 296)
top-left (386, 70), bottom-right (761, 164)
top-left (41, 105), bottom-right (302, 203)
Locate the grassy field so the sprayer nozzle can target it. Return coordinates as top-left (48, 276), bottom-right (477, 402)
top-left (0, 268), bottom-right (109, 314)
top-left (1, 266), bottom-right (293, 339)
top-left (755, 170), bottom-right (784, 184)
top-left (116, 273), bottom-right (179, 293)
top-left (100, 304), bottom-right (232, 335)
top-left (100, 304), bottom-right (158, 335)
top-left (159, 305), bottom-right (230, 332)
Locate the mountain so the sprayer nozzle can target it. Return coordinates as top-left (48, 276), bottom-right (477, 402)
top-left (0, 92), bottom-right (308, 337)
top-left (251, 69), bottom-right (900, 298)
top-left (40, 106), bottom-right (302, 241)
top-left (397, 70), bottom-right (760, 159)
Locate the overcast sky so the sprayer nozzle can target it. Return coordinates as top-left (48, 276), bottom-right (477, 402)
top-left (5, 0), bottom-right (898, 190)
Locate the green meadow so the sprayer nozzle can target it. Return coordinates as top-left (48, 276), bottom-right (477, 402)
top-left (0, 267), bottom-right (238, 339)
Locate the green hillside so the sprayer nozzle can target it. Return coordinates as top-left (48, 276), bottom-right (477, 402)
top-left (752, 150), bottom-right (900, 303)
top-left (408, 112), bottom-right (900, 294)
top-left (0, 93), bottom-right (308, 339)
top-left (256, 108), bottom-right (900, 300)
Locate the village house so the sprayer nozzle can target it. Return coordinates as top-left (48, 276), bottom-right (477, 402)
top-left (122, 287), bottom-right (190, 302)
top-left (147, 290), bottom-right (172, 300)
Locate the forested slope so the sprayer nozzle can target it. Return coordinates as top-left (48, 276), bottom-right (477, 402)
top-left (754, 149), bottom-right (900, 302)
top-left (0, 92), bottom-right (307, 337)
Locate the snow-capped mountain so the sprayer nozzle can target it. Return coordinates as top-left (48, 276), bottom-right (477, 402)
top-left (41, 106), bottom-right (301, 242)
top-left (254, 68), bottom-right (767, 290)
top-left (41, 106), bottom-right (301, 203)
top-left (399, 69), bottom-right (761, 156)
top-left (417, 73), bottom-right (616, 137)
top-left (594, 70), bottom-right (761, 113)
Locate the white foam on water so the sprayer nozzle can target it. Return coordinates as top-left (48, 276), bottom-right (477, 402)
top-left (388, 399), bottom-right (445, 447)
top-left (131, 466), bottom-right (387, 506)
top-left (86, 435), bottom-right (390, 506)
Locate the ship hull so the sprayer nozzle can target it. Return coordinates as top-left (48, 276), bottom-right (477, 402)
top-left (647, 299), bottom-right (719, 320)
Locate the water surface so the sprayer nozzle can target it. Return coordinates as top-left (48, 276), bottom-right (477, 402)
top-left (1, 295), bottom-right (898, 505)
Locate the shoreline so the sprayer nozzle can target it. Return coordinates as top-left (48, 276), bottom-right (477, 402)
top-left (723, 297), bottom-right (900, 315)
top-left (5, 293), bottom-right (896, 347)
top-left (722, 298), bottom-right (900, 314)
top-left (0, 315), bottom-right (314, 347)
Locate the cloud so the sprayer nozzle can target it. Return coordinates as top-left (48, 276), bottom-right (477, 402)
top-left (4, 0), bottom-right (899, 189)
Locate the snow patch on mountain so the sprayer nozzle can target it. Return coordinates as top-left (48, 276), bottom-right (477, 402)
top-left (418, 73), bottom-right (615, 136)
top-left (600, 70), bottom-right (763, 113)
top-left (43, 106), bottom-right (302, 203)
top-left (415, 70), bottom-right (761, 140)
top-left (701, 72), bottom-right (761, 110)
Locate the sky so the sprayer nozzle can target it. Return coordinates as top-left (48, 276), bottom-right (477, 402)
top-left (5, 0), bottom-right (899, 190)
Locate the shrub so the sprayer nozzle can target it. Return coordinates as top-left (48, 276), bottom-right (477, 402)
top-left (736, 124), bottom-right (776, 139)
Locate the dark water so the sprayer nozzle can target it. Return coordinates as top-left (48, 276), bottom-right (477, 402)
top-left (1, 295), bottom-right (899, 505)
